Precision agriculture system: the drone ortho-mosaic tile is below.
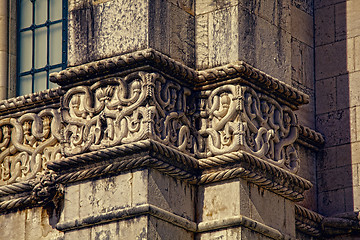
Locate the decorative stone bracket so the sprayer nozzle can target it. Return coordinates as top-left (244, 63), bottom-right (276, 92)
top-left (0, 49), bottom-right (322, 214)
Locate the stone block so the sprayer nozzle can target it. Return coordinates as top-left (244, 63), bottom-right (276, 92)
top-left (148, 216), bottom-right (194, 239)
top-left (0, 210), bottom-right (26, 240)
top-left (68, 0), bottom-right (149, 66)
top-left (354, 36), bottom-right (360, 72)
top-left (24, 207), bottom-right (64, 240)
top-left (207, 5), bottom-right (239, 68)
top-left (291, 5), bottom-right (313, 46)
top-left (318, 189), bottom-right (346, 216)
top-left (195, 13), bottom-right (209, 69)
top-left (196, 228), bottom-right (242, 240)
top-left (249, 183), bottom-right (295, 237)
top-left (348, 71), bottom-right (360, 108)
top-left (315, 78), bottom-right (336, 114)
top-left (196, 0), bottom-right (237, 15)
top-left (168, 3), bottom-right (195, 67)
top-left (239, 0), bottom-right (291, 31)
top-left (78, 171), bottom-right (135, 219)
top-left (315, 5), bottom-right (335, 46)
top-left (335, 143), bottom-right (352, 167)
top-left (64, 228), bottom-right (91, 240)
top-left (317, 165), bottom-right (355, 192)
top-left (317, 146), bottom-right (338, 171)
top-left (63, 183), bottom-right (80, 222)
top-left (241, 227), bottom-right (274, 240)
top-left (340, 0), bottom-right (360, 39)
top-left (291, 37), bottom-right (314, 90)
top-left (291, 0), bottom-right (314, 16)
top-left (197, 179), bottom-right (242, 222)
top-left (314, 0), bottom-right (347, 10)
top-left (336, 74), bottom-right (350, 110)
top-left (148, 169), bottom-right (195, 221)
top-left (168, 0), bottom-right (194, 15)
top-left (294, 92), bottom-right (315, 127)
top-left (0, 18), bottom-right (7, 52)
top-left (315, 40), bottom-right (348, 80)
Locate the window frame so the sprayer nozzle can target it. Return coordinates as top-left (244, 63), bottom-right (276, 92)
top-left (16, 0), bottom-right (68, 95)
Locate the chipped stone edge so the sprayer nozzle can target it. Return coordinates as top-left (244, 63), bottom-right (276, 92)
top-left (56, 203), bottom-right (288, 240)
top-left (297, 125), bottom-right (325, 150)
top-left (295, 205), bottom-right (323, 237)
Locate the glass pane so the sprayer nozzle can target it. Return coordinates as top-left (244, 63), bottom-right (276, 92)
top-left (35, 0), bottom-right (48, 25)
top-left (34, 27), bottom-right (47, 68)
top-left (20, 0), bottom-right (33, 29)
top-left (50, 0), bottom-right (62, 20)
top-left (49, 23), bottom-right (62, 65)
top-left (19, 30), bottom-right (33, 73)
top-left (34, 71), bottom-right (47, 92)
top-left (19, 75), bottom-right (32, 96)
top-left (49, 67), bottom-right (61, 89)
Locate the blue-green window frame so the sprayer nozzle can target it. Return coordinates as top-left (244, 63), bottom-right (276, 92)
top-left (17, 0), bottom-right (67, 95)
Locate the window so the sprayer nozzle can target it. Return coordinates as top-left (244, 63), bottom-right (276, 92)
top-left (17, 0), bottom-right (67, 96)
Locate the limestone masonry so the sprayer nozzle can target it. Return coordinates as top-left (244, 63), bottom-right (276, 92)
top-left (0, 0), bottom-right (359, 239)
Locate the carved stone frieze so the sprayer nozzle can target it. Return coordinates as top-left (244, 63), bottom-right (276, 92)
top-left (196, 84), bottom-right (299, 172)
top-left (62, 71), bottom-right (196, 156)
top-left (0, 109), bottom-right (62, 185)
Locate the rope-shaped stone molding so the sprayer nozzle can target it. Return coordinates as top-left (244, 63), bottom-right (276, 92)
top-left (55, 157), bottom-right (196, 185)
top-left (295, 205), bottom-right (323, 237)
top-left (0, 195), bottom-right (34, 212)
top-left (0, 181), bottom-right (32, 197)
top-left (295, 204), bottom-right (324, 224)
top-left (199, 167), bottom-right (305, 201)
top-left (198, 151), bottom-right (312, 192)
top-left (295, 220), bottom-right (322, 237)
top-left (298, 125), bottom-right (325, 147)
top-left (0, 87), bottom-right (63, 116)
top-left (49, 49), bottom-right (197, 86)
top-left (197, 62), bottom-right (309, 107)
top-left (47, 140), bottom-right (199, 171)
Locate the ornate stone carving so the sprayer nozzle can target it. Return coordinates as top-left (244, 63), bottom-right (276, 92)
top-left (196, 84), bottom-right (299, 172)
top-left (0, 109), bottom-right (62, 185)
top-left (62, 71), bottom-right (195, 156)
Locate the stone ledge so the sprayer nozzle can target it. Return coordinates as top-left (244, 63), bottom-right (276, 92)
top-left (297, 125), bottom-right (325, 150)
top-left (56, 203), bottom-right (289, 240)
top-left (0, 87), bottom-right (63, 117)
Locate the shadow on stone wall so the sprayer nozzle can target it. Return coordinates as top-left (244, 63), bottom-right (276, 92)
top-left (315, 0), bottom-right (354, 217)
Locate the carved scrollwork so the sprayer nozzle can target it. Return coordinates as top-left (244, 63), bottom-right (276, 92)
top-left (0, 109), bottom-right (62, 185)
top-left (196, 85), bottom-right (299, 172)
top-left (62, 71), bottom-right (195, 156)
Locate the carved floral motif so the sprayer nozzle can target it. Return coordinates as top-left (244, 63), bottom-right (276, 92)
top-left (0, 109), bottom-right (62, 185)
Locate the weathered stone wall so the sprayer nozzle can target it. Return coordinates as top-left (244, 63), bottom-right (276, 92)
top-left (315, 0), bottom-right (360, 218)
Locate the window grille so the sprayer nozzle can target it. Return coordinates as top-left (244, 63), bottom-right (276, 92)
top-left (17, 0), bottom-right (67, 96)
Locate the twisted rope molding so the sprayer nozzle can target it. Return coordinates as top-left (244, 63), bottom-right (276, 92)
top-left (47, 140), bottom-right (199, 172)
top-left (198, 151), bottom-right (312, 193)
top-left (199, 167), bottom-right (304, 201)
top-left (297, 125), bottom-right (325, 149)
top-left (197, 62), bottom-right (309, 108)
top-left (0, 87), bottom-right (63, 116)
top-left (295, 205), bottom-right (323, 237)
top-left (0, 181), bottom-right (32, 197)
top-left (55, 156), bottom-right (196, 185)
top-left (49, 48), bottom-right (197, 86)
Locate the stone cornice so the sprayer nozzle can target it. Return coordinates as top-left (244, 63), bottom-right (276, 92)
top-left (295, 204), bottom-right (323, 237)
top-left (197, 62), bottom-right (309, 109)
top-left (297, 125), bottom-right (325, 150)
top-left (0, 87), bottom-right (63, 117)
top-left (49, 49), bottom-right (309, 110)
top-left (49, 48), bottom-right (198, 87)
